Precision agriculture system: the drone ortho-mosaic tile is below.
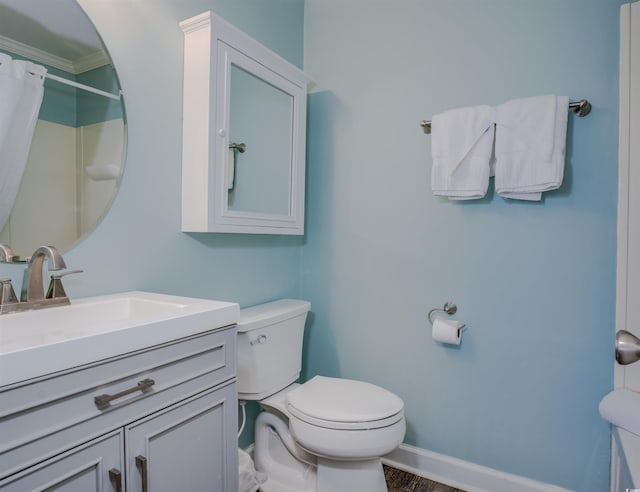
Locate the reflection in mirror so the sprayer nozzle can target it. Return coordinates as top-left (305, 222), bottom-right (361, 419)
top-left (228, 65), bottom-right (293, 216)
top-left (0, 0), bottom-right (126, 259)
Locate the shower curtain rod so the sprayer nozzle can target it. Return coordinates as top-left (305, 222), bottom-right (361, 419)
top-left (419, 98), bottom-right (591, 134)
top-left (44, 73), bottom-right (122, 101)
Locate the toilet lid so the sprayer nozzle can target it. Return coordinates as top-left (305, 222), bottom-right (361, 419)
top-left (286, 376), bottom-right (404, 430)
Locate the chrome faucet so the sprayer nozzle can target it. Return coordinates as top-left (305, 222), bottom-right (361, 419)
top-left (0, 244), bottom-right (19, 313)
top-left (21, 246), bottom-right (67, 302)
top-left (0, 278), bottom-right (18, 305)
top-left (0, 245), bottom-right (82, 314)
top-left (0, 243), bottom-right (17, 263)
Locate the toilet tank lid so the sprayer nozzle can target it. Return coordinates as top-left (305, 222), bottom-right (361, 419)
top-left (237, 299), bottom-right (311, 333)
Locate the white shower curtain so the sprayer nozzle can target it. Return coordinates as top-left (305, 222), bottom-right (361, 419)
top-left (0, 53), bottom-right (47, 232)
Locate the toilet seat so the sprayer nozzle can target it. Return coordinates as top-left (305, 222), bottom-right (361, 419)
top-left (286, 376), bottom-right (404, 430)
top-left (288, 406), bottom-right (404, 430)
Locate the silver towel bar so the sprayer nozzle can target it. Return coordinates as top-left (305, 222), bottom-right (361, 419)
top-left (229, 142), bottom-right (246, 153)
top-left (419, 98), bottom-right (592, 134)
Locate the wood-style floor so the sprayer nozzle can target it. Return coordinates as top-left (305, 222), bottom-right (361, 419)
top-left (383, 465), bottom-right (466, 492)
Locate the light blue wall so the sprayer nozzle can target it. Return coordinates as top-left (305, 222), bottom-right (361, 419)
top-left (302, 0), bottom-right (622, 490)
top-left (0, 0), bottom-right (305, 334)
top-left (0, 0), bottom-right (624, 489)
top-left (76, 65), bottom-right (124, 126)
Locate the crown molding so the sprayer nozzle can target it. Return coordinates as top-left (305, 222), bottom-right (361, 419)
top-left (0, 34), bottom-right (109, 74)
top-left (73, 50), bottom-right (111, 73)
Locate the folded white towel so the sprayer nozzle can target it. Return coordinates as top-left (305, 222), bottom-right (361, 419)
top-left (431, 105), bottom-right (496, 200)
top-left (226, 148), bottom-right (235, 190)
top-left (599, 389), bottom-right (640, 437)
top-left (494, 95), bottom-right (569, 201)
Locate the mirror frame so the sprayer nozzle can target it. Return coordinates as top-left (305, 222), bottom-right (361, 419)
top-left (181, 12), bottom-right (311, 235)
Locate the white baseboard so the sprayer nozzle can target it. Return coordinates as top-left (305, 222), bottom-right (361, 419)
top-left (382, 443), bottom-right (571, 492)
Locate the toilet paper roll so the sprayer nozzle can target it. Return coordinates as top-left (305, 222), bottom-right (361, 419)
top-left (432, 316), bottom-right (464, 345)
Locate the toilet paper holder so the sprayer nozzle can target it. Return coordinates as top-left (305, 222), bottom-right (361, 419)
top-left (428, 301), bottom-right (458, 325)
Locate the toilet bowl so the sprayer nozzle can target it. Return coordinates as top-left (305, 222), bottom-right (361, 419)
top-left (237, 299), bottom-right (406, 492)
top-left (287, 375), bottom-right (405, 460)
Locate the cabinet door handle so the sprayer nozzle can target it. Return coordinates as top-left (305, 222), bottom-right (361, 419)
top-left (94, 378), bottom-right (155, 409)
top-left (136, 455), bottom-right (149, 492)
top-left (108, 468), bottom-right (122, 492)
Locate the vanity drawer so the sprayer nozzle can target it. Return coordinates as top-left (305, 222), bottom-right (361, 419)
top-left (0, 325), bottom-right (236, 479)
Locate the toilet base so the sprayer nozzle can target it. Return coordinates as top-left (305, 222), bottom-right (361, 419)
top-left (317, 456), bottom-right (387, 492)
top-left (615, 427), bottom-right (640, 488)
top-left (255, 413), bottom-right (316, 492)
top-left (255, 410), bottom-right (391, 492)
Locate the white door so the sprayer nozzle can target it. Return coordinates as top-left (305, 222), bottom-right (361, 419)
top-left (617, 1), bottom-right (640, 393)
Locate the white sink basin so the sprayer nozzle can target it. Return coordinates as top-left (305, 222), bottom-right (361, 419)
top-left (0, 291), bottom-right (239, 387)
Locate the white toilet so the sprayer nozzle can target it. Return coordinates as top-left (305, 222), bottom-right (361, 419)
top-left (599, 389), bottom-right (640, 489)
top-left (237, 299), bottom-right (406, 492)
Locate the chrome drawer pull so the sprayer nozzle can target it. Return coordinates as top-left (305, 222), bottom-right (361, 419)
top-left (94, 378), bottom-right (155, 409)
top-left (108, 468), bottom-right (122, 492)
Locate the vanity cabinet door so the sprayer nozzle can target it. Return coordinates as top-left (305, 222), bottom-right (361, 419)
top-left (0, 430), bottom-right (124, 492)
top-left (125, 381), bottom-right (238, 492)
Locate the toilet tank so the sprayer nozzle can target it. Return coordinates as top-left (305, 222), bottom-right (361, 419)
top-left (237, 299), bottom-right (311, 400)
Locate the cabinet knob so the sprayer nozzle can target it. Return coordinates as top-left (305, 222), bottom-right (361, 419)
top-left (250, 334), bottom-right (267, 345)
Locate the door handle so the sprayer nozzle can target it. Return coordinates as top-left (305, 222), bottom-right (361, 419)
top-left (616, 330), bottom-right (640, 365)
top-left (108, 468), bottom-right (122, 492)
top-left (136, 455), bottom-right (149, 492)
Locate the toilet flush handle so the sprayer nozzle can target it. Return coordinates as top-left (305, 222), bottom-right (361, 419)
top-left (250, 334), bottom-right (267, 346)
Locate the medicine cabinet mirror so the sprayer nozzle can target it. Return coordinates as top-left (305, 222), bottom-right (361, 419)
top-left (0, 0), bottom-right (126, 259)
top-left (181, 11), bottom-right (311, 235)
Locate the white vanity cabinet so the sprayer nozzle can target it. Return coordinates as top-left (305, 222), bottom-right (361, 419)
top-left (125, 384), bottom-right (235, 491)
top-left (0, 430), bottom-right (125, 491)
top-left (0, 325), bottom-right (238, 491)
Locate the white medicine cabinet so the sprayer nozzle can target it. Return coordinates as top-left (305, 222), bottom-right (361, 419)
top-left (180, 11), bottom-right (311, 235)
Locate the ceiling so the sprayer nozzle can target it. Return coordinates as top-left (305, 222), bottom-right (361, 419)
top-left (0, 0), bottom-right (106, 71)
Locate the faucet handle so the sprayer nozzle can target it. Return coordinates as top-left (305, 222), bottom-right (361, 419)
top-left (0, 278), bottom-right (19, 305)
top-left (46, 270), bottom-right (83, 300)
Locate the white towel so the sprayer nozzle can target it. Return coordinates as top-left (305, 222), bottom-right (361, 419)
top-left (494, 95), bottom-right (569, 201)
top-left (431, 105), bottom-right (496, 200)
top-left (226, 148), bottom-right (235, 190)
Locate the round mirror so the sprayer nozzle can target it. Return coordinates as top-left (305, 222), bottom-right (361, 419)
top-left (0, 0), bottom-right (126, 259)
